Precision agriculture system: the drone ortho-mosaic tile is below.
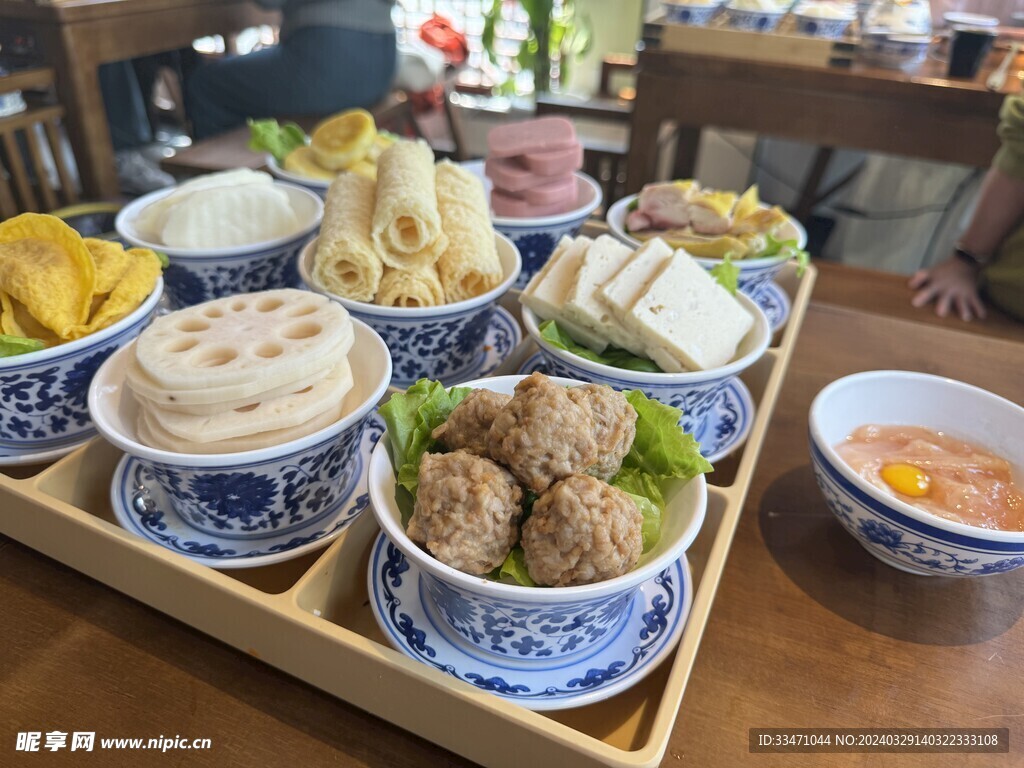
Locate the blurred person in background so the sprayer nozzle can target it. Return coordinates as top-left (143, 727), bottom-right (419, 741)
top-left (909, 96), bottom-right (1024, 322)
top-left (187, 0), bottom-right (397, 139)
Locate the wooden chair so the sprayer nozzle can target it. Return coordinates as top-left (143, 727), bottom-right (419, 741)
top-left (0, 68), bottom-right (80, 218)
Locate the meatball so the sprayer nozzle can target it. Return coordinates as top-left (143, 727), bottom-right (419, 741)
top-left (521, 474), bottom-right (643, 587)
top-left (431, 389), bottom-right (511, 457)
top-left (488, 372), bottom-right (598, 493)
top-left (567, 384), bottom-right (637, 481)
top-left (408, 450), bottom-right (523, 575)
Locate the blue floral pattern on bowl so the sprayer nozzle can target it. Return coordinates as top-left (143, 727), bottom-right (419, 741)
top-left (664, 3), bottom-right (723, 25)
top-left (725, 7), bottom-right (785, 31)
top-left (351, 305), bottom-right (521, 389)
top-left (810, 439), bottom-right (1024, 577)
top-left (423, 572), bottom-right (633, 660)
top-left (368, 533), bottom-right (691, 710)
top-left (112, 414), bottom-right (385, 567)
top-left (137, 416), bottom-right (367, 539)
top-left (0, 294), bottom-right (159, 452)
top-left (795, 15), bottom-right (852, 38)
top-left (162, 233), bottom-right (311, 309)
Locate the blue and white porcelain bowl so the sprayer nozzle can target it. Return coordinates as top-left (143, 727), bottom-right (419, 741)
top-left (724, 3), bottom-right (788, 31)
top-left (606, 194), bottom-right (807, 298)
top-left (88, 317), bottom-right (391, 540)
top-left (0, 277), bottom-right (163, 454)
top-left (298, 234), bottom-right (521, 388)
top-left (521, 297), bottom-right (769, 439)
top-left (369, 374), bottom-right (707, 663)
top-left (116, 182), bottom-right (323, 309)
top-left (461, 160), bottom-right (603, 290)
top-left (794, 12), bottom-right (854, 38)
top-left (265, 155), bottom-right (331, 199)
top-left (809, 371), bottom-right (1024, 577)
top-left (859, 31), bottom-right (933, 71)
top-left (663, 1), bottom-right (724, 25)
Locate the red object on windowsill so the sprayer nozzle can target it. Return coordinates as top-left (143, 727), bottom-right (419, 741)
top-left (418, 14), bottom-right (469, 65)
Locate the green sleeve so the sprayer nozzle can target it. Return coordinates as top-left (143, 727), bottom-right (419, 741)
top-left (993, 96), bottom-right (1024, 180)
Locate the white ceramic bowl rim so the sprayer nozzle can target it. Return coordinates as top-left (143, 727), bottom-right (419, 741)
top-left (809, 370), bottom-right (1024, 545)
top-left (298, 232), bottom-right (522, 319)
top-left (726, 3), bottom-right (787, 15)
top-left (460, 160), bottom-right (604, 228)
top-left (87, 316), bottom-right (392, 465)
top-left (0, 277), bottom-right (164, 370)
top-left (521, 293), bottom-right (770, 384)
top-left (370, 374), bottom-right (708, 601)
top-left (606, 194), bottom-right (808, 266)
top-left (265, 154), bottom-right (332, 189)
top-left (664, 1), bottom-right (722, 8)
top-left (115, 181), bottom-right (324, 258)
top-left (797, 10), bottom-right (856, 21)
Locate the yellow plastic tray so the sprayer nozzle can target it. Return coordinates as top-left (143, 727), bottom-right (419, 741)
top-left (0, 261), bottom-right (816, 768)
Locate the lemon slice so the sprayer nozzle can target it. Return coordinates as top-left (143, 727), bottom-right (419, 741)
top-left (734, 184), bottom-right (761, 221)
top-left (283, 146), bottom-right (337, 180)
top-left (311, 109), bottom-right (377, 170)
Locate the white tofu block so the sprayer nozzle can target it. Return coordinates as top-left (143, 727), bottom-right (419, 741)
top-left (598, 237), bottom-right (674, 356)
top-left (626, 251), bottom-right (754, 371)
top-left (560, 235), bottom-right (636, 353)
top-left (519, 236), bottom-right (607, 352)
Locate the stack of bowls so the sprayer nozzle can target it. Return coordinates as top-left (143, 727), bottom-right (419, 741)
top-left (0, 277), bottom-right (163, 463)
top-left (461, 160), bottom-right (602, 290)
top-left (299, 234), bottom-right (522, 388)
top-left (809, 371), bottom-right (1024, 577)
top-left (116, 181), bottom-right (323, 309)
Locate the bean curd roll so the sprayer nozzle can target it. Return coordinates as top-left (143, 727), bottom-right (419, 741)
top-left (312, 174), bottom-right (384, 302)
top-left (375, 265), bottom-right (446, 308)
top-left (371, 141), bottom-right (448, 270)
top-left (435, 161), bottom-right (503, 303)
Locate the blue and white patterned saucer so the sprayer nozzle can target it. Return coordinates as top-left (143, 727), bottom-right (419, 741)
top-left (755, 281), bottom-right (791, 333)
top-left (110, 413), bottom-right (385, 569)
top-left (368, 532), bottom-right (692, 711)
top-left (0, 438), bottom-right (88, 468)
top-left (444, 305), bottom-right (521, 386)
top-left (517, 354), bottom-right (754, 464)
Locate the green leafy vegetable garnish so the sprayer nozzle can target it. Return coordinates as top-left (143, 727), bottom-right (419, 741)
top-left (0, 335), bottom-right (45, 358)
top-left (538, 320), bottom-right (662, 373)
top-left (154, 251), bottom-right (169, 269)
top-left (761, 233), bottom-right (810, 276)
top-left (710, 253), bottom-right (739, 295)
top-left (247, 118), bottom-right (307, 164)
top-left (381, 381), bottom-right (711, 586)
top-left (379, 379), bottom-right (471, 525)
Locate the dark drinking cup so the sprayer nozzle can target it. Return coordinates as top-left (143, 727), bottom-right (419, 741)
top-left (947, 28), bottom-right (997, 78)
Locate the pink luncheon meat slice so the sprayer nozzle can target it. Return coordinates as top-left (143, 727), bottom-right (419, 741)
top-left (487, 117), bottom-right (577, 159)
top-left (484, 157), bottom-right (536, 193)
top-left (521, 144), bottom-right (583, 176)
top-left (491, 189), bottom-right (567, 218)
top-left (522, 175), bottom-right (577, 206)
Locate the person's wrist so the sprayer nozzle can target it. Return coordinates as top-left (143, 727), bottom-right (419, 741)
top-left (953, 242), bottom-right (990, 269)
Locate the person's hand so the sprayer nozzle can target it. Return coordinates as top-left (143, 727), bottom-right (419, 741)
top-left (908, 256), bottom-right (987, 322)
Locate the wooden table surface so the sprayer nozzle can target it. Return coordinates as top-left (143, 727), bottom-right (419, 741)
top-left (0, 266), bottom-right (1021, 766)
top-left (625, 46), bottom-right (1014, 192)
top-left (0, 0), bottom-right (278, 199)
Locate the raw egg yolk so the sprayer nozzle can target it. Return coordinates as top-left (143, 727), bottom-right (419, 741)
top-left (881, 463), bottom-right (930, 497)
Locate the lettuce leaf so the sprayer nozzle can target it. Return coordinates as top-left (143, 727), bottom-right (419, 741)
top-left (710, 253), bottom-right (739, 295)
top-left (761, 233), bottom-right (810, 276)
top-left (379, 379), bottom-right (472, 524)
top-left (539, 320), bottom-right (662, 373)
top-left (495, 546), bottom-right (536, 587)
top-left (0, 335), bottom-right (45, 357)
top-left (247, 118), bottom-right (307, 164)
top-left (620, 390), bottom-right (712, 481)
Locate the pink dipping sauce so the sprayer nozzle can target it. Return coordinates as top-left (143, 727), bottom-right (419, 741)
top-left (835, 425), bottom-right (1024, 532)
